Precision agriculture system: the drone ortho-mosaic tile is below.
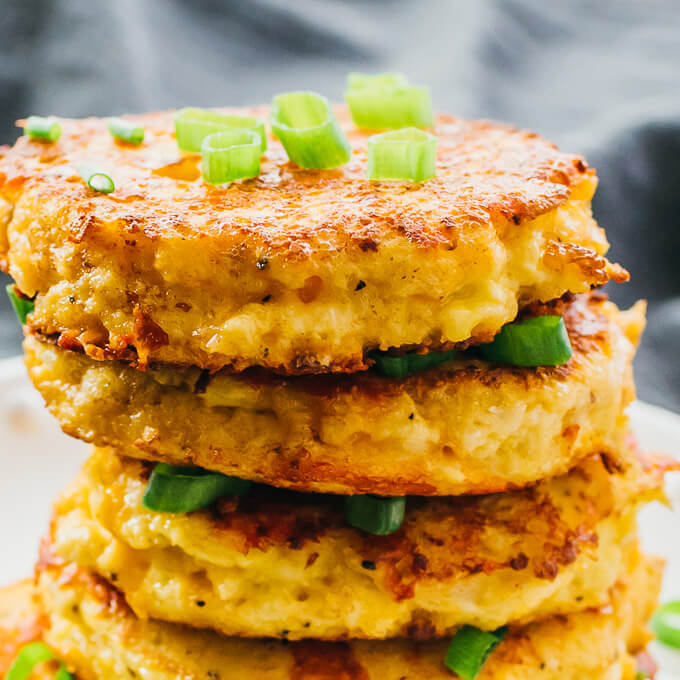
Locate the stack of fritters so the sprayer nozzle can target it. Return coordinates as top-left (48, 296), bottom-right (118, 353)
top-left (0, 108), bottom-right (671, 679)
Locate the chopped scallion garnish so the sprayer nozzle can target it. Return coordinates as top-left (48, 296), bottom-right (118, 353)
top-left (371, 348), bottom-right (455, 378)
top-left (346, 72), bottom-right (409, 90)
top-left (367, 128), bottom-right (437, 182)
top-left (142, 463), bottom-right (252, 514)
top-left (87, 172), bottom-right (115, 194)
top-left (23, 116), bottom-right (62, 142)
top-left (270, 91), bottom-right (351, 169)
top-left (345, 73), bottom-right (433, 130)
top-left (344, 495), bottom-right (405, 535)
top-left (445, 626), bottom-right (508, 680)
top-left (5, 642), bottom-right (73, 680)
top-left (479, 315), bottom-right (573, 367)
top-left (652, 601), bottom-right (680, 648)
top-left (107, 117), bottom-right (145, 145)
top-left (201, 129), bottom-right (262, 184)
top-left (78, 162), bottom-right (115, 194)
top-left (174, 108), bottom-right (267, 153)
top-left (5, 284), bottom-right (34, 324)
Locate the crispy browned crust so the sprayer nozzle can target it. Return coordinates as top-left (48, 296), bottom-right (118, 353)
top-left (1, 108), bottom-right (595, 257)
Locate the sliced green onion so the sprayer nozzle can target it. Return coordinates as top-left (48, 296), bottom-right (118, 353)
top-left (635, 673), bottom-right (650, 680)
top-left (345, 76), bottom-right (433, 130)
top-left (445, 626), bottom-right (508, 680)
top-left (479, 315), bottom-right (573, 367)
top-left (270, 92), bottom-right (351, 169)
top-left (652, 601), bottom-right (680, 648)
top-left (346, 72), bottom-right (409, 90)
top-left (87, 173), bottom-right (115, 194)
top-left (143, 463), bottom-right (252, 514)
top-left (23, 116), bottom-right (61, 142)
top-left (174, 107), bottom-right (267, 153)
top-left (344, 495), bottom-right (405, 535)
top-left (107, 117), bottom-right (144, 145)
top-left (78, 163), bottom-right (115, 194)
top-left (367, 128), bottom-right (436, 182)
top-left (5, 641), bottom-right (73, 680)
top-left (201, 129), bottom-right (261, 184)
top-left (5, 284), bottom-right (34, 324)
top-left (371, 349), bottom-right (456, 378)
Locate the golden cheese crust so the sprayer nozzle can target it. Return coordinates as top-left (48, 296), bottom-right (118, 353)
top-left (25, 294), bottom-right (642, 496)
top-left (34, 550), bottom-right (661, 680)
top-left (0, 107), bottom-right (626, 373)
top-left (45, 445), bottom-right (669, 641)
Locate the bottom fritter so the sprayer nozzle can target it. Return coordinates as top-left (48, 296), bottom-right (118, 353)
top-left (28, 547), bottom-right (661, 680)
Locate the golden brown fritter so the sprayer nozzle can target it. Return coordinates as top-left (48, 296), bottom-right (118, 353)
top-left (0, 580), bottom-right (48, 677)
top-left (25, 294), bottom-right (642, 496)
top-left (34, 549), bottom-right (661, 679)
top-left (0, 107), bottom-right (626, 374)
top-left (45, 444), bottom-right (670, 641)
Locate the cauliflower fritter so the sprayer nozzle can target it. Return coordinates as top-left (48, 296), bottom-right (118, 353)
top-left (0, 108), bottom-right (626, 374)
top-left (25, 294), bottom-right (642, 496)
top-left (34, 550), bottom-right (661, 680)
top-left (45, 444), bottom-right (669, 641)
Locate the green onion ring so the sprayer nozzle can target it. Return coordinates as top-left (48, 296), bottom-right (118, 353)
top-left (174, 107), bottom-right (267, 153)
top-left (270, 91), bottom-right (351, 169)
top-left (5, 284), bottom-right (34, 324)
top-left (107, 117), bottom-right (145, 145)
top-left (367, 127), bottom-right (437, 182)
top-left (344, 74), bottom-right (433, 130)
top-left (142, 463), bottom-right (252, 514)
top-left (652, 601), bottom-right (680, 648)
top-left (371, 348), bottom-right (456, 378)
top-left (201, 129), bottom-right (262, 184)
top-left (5, 642), bottom-right (73, 680)
top-left (346, 72), bottom-right (409, 90)
top-left (479, 315), bottom-right (573, 367)
top-left (344, 495), bottom-right (406, 535)
top-left (23, 116), bottom-right (62, 142)
top-left (87, 172), bottom-right (115, 194)
top-left (445, 625), bottom-right (509, 680)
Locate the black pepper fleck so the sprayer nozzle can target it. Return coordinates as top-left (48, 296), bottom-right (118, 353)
top-left (408, 413), bottom-right (415, 420)
top-left (261, 294), bottom-right (271, 303)
top-left (196, 600), bottom-right (206, 607)
top-left (355, 280), bottom-right (366, 291)
top-left (361, 560), bottom-right (377, 570)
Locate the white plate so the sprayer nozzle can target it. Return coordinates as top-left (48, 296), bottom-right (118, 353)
top-left (1, 355), bottom-right (679, 677)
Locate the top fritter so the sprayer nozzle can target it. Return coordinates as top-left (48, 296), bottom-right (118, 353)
top-left (0, 108), bottom-right (626, 374)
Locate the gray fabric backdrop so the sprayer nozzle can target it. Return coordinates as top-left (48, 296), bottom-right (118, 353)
top-left (1, 0), bottom-right (679, 409)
